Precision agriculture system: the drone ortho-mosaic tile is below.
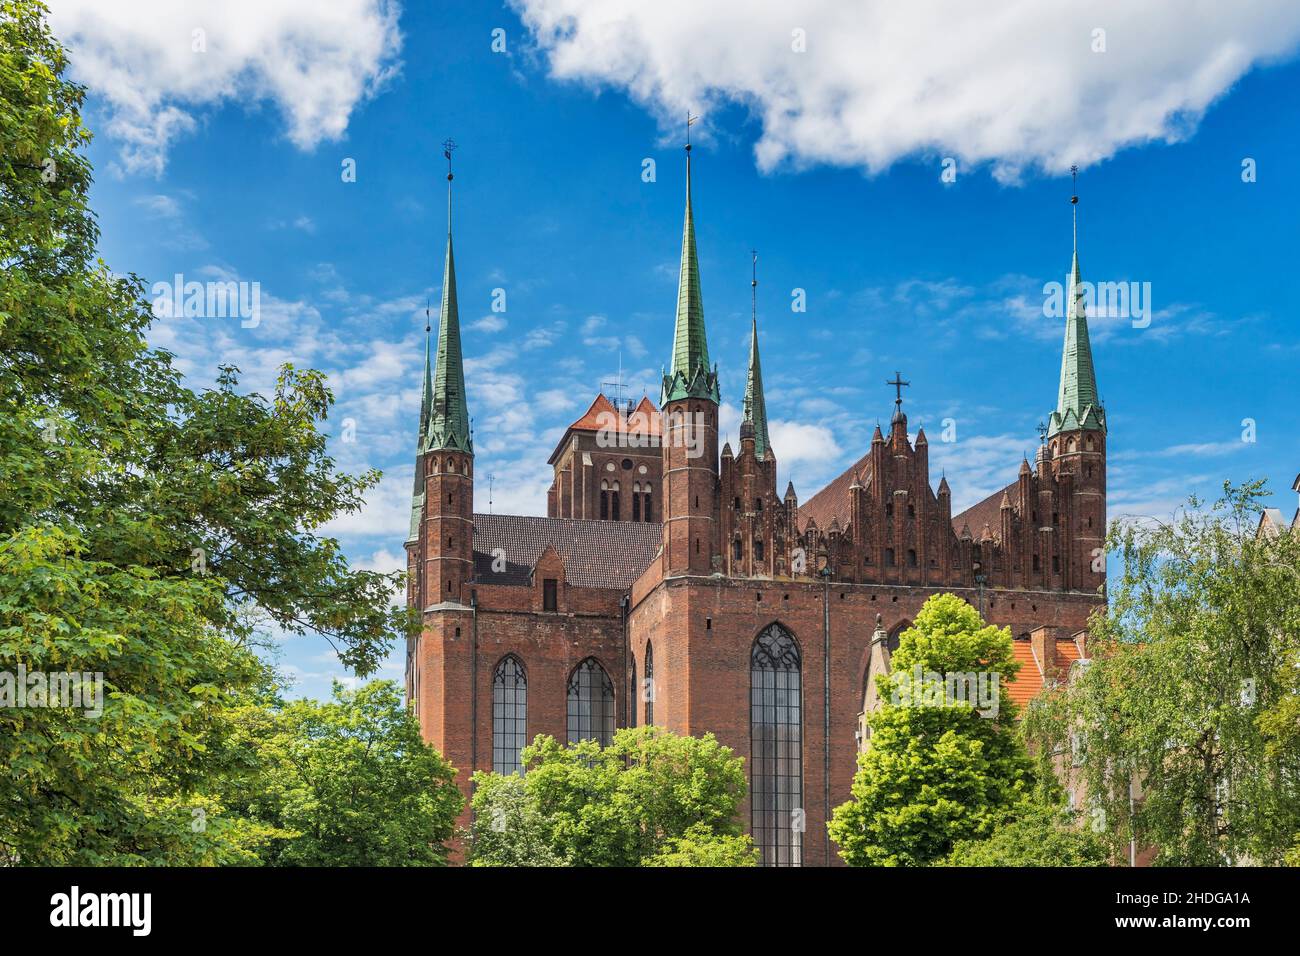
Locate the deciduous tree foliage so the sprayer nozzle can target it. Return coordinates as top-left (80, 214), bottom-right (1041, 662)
top-left (829, 593), bottom-right (1034, 866)
top-left (941, 804), bottom-right (1108, 867)
top-left (0, 0), bottom-right (410, 862)
top-left (217, 681), bottom-right (462, 866)
top-left (1024, 482), bottom-right (1300, 866)
top-left (468, 726), bottom-right (754, 867)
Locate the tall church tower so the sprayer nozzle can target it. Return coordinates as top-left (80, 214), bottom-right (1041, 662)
top-left (660, 137), bottom-right (720, 575)
top-left (1046, 168), bottom-right (1106, 593)
top-left (406, 145), bottom-right (475, 769)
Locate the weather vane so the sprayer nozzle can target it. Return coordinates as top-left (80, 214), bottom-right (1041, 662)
top-left (1037, 420), bottom-right (1048, 443)
top-left (685, 112), bottom-right (698, 150)
top-left (442, 138), bottom-right (457, 181)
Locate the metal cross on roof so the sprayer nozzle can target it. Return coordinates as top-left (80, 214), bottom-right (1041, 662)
top-left (887, 371), bottom-right (910, 404)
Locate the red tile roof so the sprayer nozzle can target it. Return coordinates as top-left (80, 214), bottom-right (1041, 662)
top-left (1004, 635), bottom-right (1085, 708)
top-left (566, 394), bottom-right (661, 436)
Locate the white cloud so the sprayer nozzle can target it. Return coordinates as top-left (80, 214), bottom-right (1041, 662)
top-left (514, 0), bottom-right (1300, 180)
top-left (134, 193), bottom-right (182, 218)
top-left (768, 420), bottom-right (839, 467)
top-left (47, 0), bottom-right (403, 176)
top-left (472, 314), bottom-right (508, 333)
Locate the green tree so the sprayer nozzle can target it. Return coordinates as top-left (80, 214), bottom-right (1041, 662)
top-left (644, 824), bottom-right (760, 867)
top-left (0, 0), bottom-right (407, 862)
top-left (219, 681), bottom-right (462, 866)
top-left (941, 804), bottom-right (1108, 867)
top-left (465, 773), bottom-right (569, 867)
top-left (829, 593), bottom-right (1034, 866)
top-left (1024, 481), bottom-right (1300, 865)
top-left (467, 726), bottom-right (753, 867)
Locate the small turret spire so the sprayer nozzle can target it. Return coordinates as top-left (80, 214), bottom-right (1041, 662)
top-left (742, 250), bottom-right (771, 460)
top-left (408, 303), bottom-right (436, 543)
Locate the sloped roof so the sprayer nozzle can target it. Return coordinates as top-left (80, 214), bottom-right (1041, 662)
top-left (952, 481), bottom-right (1015, 539)
top-left (472, 514), bottom-right (661, 589)
top-left (1005, 635), bottom-right (1084, 708)
top-left (565, 394), bottom-right (661, 436)
top-left (799, 450), bottom-right (873, 531)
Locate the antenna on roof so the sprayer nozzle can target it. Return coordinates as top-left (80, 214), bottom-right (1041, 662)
top-left (486, 473), bottom-right (495, 514)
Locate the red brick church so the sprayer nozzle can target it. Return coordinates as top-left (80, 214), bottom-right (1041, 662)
top-left (405, 147), bottom-right (1108, 866)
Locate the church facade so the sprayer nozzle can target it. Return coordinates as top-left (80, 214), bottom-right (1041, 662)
top-left (405, 148), bottom-right (1108, 866)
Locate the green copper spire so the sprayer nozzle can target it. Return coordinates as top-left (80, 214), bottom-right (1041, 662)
top-left (742, 252), bottom-right (771, 459)
top-left (426, 143), bottom-right (473, 453)
top-left (662, 132), bottom-right (720, 405)
top-left (408, 315), bottom-right (434, 542)
top-left (1048, 167), bottom-right (1105, 437)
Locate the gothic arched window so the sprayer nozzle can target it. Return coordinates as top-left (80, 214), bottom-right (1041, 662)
top-left (600, 480), bottom-right (609, 520)
top-left (567, 657), bottom-right (615, 747)
top-left (492, 655), bottom-right (527, 775)
top-left (644, 642), bottom-right (654, 726)
top-left (750, 623), bottom-right (803, 866)
top-left (611, 481), bottom-right (621, 521)
top-left (642, 488), bottom-right (652, 522)
top-left (630, 656), bottom-right (638, 728)
top-left (632, 482), bottom-right (642, 521)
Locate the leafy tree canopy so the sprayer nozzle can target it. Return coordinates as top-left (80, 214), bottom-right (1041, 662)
top-left (0, 0), bottom-right (408, 862)
top-left (1024, 481), bottom-right (1300, 865)
top-left (829, 593), bottom-right (1034, 866)
top-left (468, 726), bottom-right (753, 867)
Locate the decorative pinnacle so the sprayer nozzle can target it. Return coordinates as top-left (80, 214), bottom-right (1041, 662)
top-left (1037, 420), bottom-right (1048, 443)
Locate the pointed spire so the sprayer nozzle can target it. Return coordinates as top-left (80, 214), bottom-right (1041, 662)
top-left (1049, 165), bottom-right (1104, 438)
top-left (662, 119), bottom-right (720, 405)
top-left (741, 251), bottom-right (772, 459)
top-left (938, 475), bottom-right (951, 496)
top-left (408, 305), bottom-right (435, 543)
top-left (419, 301), bottom-right (434, 439)
top-left (427, 139), bottom-right (472, 453)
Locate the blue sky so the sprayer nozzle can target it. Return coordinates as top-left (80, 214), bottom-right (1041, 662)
top-left (50, 1), bottom-right (1300, 698)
